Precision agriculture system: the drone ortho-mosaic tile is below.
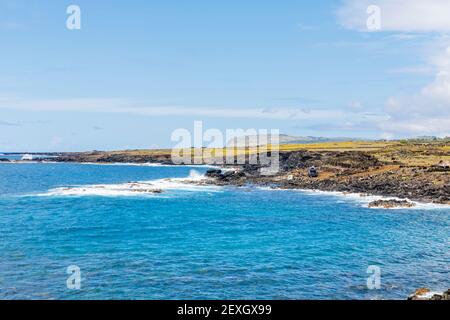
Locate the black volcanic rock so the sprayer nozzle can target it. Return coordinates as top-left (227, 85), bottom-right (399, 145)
top-left (408, 288), bottom-right (450, 300)
top-left (368, 199), bottom-right (415, 209)
top-left (205, 169), bottom-right (222, 178)
top-left (48, 143), bottom-right (450, 205)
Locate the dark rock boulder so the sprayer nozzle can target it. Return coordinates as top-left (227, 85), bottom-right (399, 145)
top-left (220, 170), bottom-right (245, 181)
top-left (205, 169), bottom-right (222, 178)
top-left (408, 288), bottom-right (450, 300)
top-left (368, 199), bottom-right (415, 209)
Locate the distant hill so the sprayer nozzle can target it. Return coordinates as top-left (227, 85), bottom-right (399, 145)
top-left (227, 134), bottom-right (364, 147)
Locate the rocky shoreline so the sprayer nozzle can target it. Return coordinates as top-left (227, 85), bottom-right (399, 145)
top-left (6, 145), bottom-right (449, 298)
top-left (16, 143), bottom-right (450, 206)
top-left (201, 149), bottom-right (449, 206)
top-left (408, 288), bottom-right (450, 300)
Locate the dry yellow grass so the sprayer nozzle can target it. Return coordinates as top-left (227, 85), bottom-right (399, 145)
top-left (104, 140), bottom-right (449, 167)
top-left (278, 141), bottom-right (397, 152)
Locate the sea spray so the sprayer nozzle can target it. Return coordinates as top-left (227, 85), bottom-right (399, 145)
top-left (35, 169), bottom-right (221, 197)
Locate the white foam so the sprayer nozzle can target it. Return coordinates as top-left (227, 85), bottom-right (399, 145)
top-left (306, 190), bottom-right (449, 210)
top-left (37, 170), bottom-right (221, 197)
top-left (414, 291), bottom-right (444, 300)
top-left (256, 186), bottom-right (450, 210)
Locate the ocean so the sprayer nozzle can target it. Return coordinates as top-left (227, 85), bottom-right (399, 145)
top-left (0, 162), bottom-right (449, 299)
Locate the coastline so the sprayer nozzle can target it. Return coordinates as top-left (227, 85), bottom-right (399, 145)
top-left (14, 161), bottom-right (448, 209)
top-left (2, 152), bottom-right (449, 300)
top-left (6, 140), bottom-right (449, 206)
top-left (8, 159), bottom-right (449, 209)
top-left (253, 186), bottom-right (450, 210)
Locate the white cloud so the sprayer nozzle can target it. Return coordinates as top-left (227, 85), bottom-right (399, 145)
top-left (0, 96), bottom-right (386, 124)
top-left (338, 0), bottom-right (450, 32)
top-left (386, 46), bottom-right (450, 119)
top-left (379, 117), bottom-right (450, 136)
top-left (383, 44), bottom-right (450, 136)
top-left (338, 0), bottom-right (450, 137)
top-left (385, 45), bottom-right (450, 136)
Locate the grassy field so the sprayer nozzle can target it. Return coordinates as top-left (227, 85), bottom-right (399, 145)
top-left (104, 140), bottom-right (449, 167)
top-left (278, 140), bottom-right (397, 152)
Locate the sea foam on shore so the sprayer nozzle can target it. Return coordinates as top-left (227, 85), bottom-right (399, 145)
top-left (256, 186), bottom-right (450, 210)
top-left (28, 166), bottom-right (450, 210)
top-left (36, 170), bottom-right (221, 197)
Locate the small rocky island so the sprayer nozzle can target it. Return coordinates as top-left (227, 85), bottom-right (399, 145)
top-left (368, 199), bottom-right (416, 209)
top-left (408, 288), bottom-right (450, 300)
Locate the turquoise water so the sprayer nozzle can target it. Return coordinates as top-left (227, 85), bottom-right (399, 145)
top-left (0, 163), bottom-right (449, 300)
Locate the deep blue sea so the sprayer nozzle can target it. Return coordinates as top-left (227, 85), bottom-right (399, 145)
top-left (0, 162), bottom-right (449, 300)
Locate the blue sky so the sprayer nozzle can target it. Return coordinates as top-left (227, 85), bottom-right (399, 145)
top-left (1, 0), bottom-right (449, 151)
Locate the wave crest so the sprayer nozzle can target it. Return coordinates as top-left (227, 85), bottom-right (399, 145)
top-left (37, 170), bottom-right (221, 197)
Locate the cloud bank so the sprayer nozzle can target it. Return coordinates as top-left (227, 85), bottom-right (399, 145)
top-left (0, 96), bottom-right (387, 126)
top-left (338, 0), bottom-right (450, 137)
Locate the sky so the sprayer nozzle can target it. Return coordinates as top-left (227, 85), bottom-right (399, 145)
top-left (0, 0), bottom-right (449, 151)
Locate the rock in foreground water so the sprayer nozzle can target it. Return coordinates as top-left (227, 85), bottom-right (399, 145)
top-left (368, 199), bottom-right (415, 209)
top-left (408, 288), bottom-right (450, 300)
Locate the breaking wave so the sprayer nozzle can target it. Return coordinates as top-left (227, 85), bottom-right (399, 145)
top-left (36, 170), bottom-right (221, 197)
